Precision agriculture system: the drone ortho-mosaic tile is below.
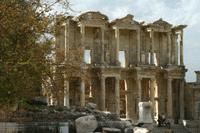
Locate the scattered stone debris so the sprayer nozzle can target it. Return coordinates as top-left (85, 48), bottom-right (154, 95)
top-left (0, 105), bottom-right (131, 132)
top-left (75, 115), bottom-right (98, 133)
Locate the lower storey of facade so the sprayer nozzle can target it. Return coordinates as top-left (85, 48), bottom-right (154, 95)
top-left (46, 66), bottom-right (186, 123)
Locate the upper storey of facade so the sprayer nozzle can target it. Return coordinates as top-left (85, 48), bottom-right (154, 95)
top-left (55, 11), bottom-right (187, 68)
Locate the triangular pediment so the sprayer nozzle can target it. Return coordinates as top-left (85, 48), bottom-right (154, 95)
top-left (153, 18), bottom-right (172, 27)
top-left (111, 14), bottom-right (140, 26)
top-left (77, 11), bottom-right (108, 21)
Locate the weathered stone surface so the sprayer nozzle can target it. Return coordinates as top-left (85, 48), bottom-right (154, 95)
top-left (86, 102), bottom-right (97, 109)
top-left (133, 127), bottom-right (149, 133)
top-left (102, 127), bottom-right (121, 133)
top-left (98, 120), bottom-right (132, 131)
top-left (52, 11), bottom-right (188, 123)
top-left (75, 115), bottom-right (98, 133)
top-left (138, 102), bottom-right (153, 123)
top-left (124, 127), bottom-right (133, 133)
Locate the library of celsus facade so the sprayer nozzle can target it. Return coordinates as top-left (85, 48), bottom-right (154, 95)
top-left (52, 11), bottom-right (187, 123)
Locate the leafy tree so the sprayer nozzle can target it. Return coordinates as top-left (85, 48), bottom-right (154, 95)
top-left (0, 0), bottom-right (70, 104)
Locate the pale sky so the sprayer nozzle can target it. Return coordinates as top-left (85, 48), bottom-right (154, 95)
top-left (62, 0), bottom-right (200, 82)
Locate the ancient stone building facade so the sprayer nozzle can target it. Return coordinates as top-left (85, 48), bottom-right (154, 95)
top-left (185, 71), bottom-right (200, 120)
top-left (52, 11), bottom-right (187, 123)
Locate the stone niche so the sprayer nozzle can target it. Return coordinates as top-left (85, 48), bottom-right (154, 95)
top-left (138, 102), bottom-right (153, 123)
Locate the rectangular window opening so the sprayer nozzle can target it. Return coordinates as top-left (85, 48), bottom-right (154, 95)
top-left (84, 50), bottom-right (91, 64)
top-left (119, 51), bottom-right (126, 67)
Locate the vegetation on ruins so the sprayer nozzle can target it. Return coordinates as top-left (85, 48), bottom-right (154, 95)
top-left (0, 0), bottom-right (72, 105)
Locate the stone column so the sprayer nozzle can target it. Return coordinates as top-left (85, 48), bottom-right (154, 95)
top-left (167, 78), bottom-right (173, 118)
top-left (101, 27), bottom-right (105, 64)
top-left (179, 79), bottom-right (185, 119)
top-left (180, 30), bottom-right (184, 65)
top-left (63, 74), bottom-right (69, 107)
top-left (115, 28), bottom-right (120, 65)
top-left (167, 32), bottom-right (171, 64)
top-left (150, 30), bottom-right (154, 65)
top-left (64, 23), bottom-right (69, 59)
top-left (137, 78), bottom-right (142, 102)
top-left (115, 77), bottom-right (120, 115)
top-left (100, 76), bottom-right (106, 111)
top-left (150, 79), bottom-right (156, 114)
top-left (171, 33), bottom-right (175, 64)
top-left (125, 79), bottom-right (131, 119)
top-left (175, 34), bottom-right (178, 65)
top-left (80, 79), bottom-right (85, 106)
top-left (137, 29), bottom-right (141, 64)
top-left (80, 25), bottom-right (85, 62)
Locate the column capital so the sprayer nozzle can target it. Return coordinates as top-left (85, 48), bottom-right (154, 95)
top-left (167, 78), bottom-right (173, 83)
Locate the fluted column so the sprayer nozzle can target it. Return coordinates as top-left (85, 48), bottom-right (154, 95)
top-left (63, 74), bottom-right (69, 107)
top-left (115, 77), bottom-right (120, 115)
top-left (115, 28), bottom-right (120, 65)
top-left (100, 76), bottom-right (106, 111)
top-left (179, 79), bottom-right (185, 119)
top-left (180, 30), bottom-right (184, 65)
top-left (80, 79), bottom-right (85, 106)
top-left (167, 78), bottom-right (173, 118)
top-left (167, 32), bottom-right (171, 64)
top-left (137, 29), bottom-right (141, 64)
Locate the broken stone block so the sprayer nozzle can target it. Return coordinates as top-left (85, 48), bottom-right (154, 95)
top-left (75, 115), bottom-right (98, 133)
top-left (138, 102), bottom-right (153, 123)
top-left (133, 127), bottom-right (150, 133)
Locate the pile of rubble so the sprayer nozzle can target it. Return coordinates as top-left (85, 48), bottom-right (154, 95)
top-left (0, 103), bottom-right (136, 132)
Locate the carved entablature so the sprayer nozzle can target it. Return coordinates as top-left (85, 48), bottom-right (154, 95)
top-left (77, 11), bottom-right (108, 27)
top-left (164, 68), bottom-right (187, 79)
top-left (172, 25), bottom-right (187, 33)
top-left (146, 18), bottom-right (172, 32)
top-left (110, 14), bottom-right (140, 30)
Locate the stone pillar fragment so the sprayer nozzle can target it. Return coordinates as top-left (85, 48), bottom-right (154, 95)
top-left (167, 78), bottom-right (173, 118)
top-left (115, 77), bottom-right (120, 115)
top-left (80, 79), bottom-right (85, 106)
top-left (138, 102), bottom-right (153, 123)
